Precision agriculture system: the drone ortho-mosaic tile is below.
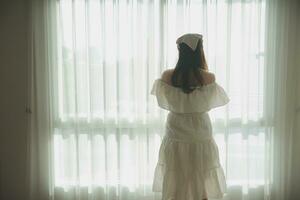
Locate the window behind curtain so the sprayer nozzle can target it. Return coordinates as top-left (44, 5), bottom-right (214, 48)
top-left (53, 0), bottom-right (269, 199)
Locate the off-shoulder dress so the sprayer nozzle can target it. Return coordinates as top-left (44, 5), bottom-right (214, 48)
top-left (151, 79), bottom-right (230, 200)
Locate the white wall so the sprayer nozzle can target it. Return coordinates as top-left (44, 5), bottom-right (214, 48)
top-left (0, 0), bottom-right (29, 199)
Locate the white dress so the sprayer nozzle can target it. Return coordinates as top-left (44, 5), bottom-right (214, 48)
top-left (151, 79), bottom-right (230, 200)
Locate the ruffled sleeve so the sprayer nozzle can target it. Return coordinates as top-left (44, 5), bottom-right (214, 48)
top-left (150, 79), bottom-right (229, 113)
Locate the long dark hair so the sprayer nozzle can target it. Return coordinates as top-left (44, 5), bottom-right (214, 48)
top-left (171, 40), bottom-right (208, 93)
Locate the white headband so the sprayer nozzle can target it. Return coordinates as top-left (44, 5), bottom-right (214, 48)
top-left (176, 33), bottom-right (203, 51)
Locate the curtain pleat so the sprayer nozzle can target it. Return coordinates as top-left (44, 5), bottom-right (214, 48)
top-left (29, 0), bottom-right (300, 200)
top-left (54, 1), bottom-right (269, 199)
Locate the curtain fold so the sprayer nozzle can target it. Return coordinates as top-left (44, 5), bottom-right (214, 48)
top-left (264, 0), bottom-right (300, 199)
top-left (291, 31), bottom-right (300, 198)
top-left (28, 0), bottom-right (57, 199)
top-left (28, 0), bottom-right (300, 200)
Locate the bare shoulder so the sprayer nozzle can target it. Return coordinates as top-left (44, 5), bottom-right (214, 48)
top-left (161, 69), bottom-right (174, 84)
top-left (200, 70), bottom-right (216, 85)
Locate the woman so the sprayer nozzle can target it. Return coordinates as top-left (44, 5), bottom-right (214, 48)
top-left (151, 33), bottom-right (229, 200)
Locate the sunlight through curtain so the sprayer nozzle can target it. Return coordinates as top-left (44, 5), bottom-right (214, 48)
top-left (30, 0), bottom-right (278, 200)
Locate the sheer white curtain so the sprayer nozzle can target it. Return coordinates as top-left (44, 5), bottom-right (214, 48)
top-left (264, 1), bottom-right (300, 199)
top-left (28, 0), bottom-right (300, 200)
